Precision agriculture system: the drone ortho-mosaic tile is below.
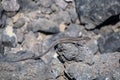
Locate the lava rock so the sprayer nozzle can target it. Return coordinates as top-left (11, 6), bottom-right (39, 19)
top-left (95, 74), bottom-right (114, 80)
top-left (0, 61), bottom-right (20, 80)
top-left (64, 52), bottom-right (120, 80)
top-left (36, 0), bottom-right (53, 8)
top-left (4, 11), bottom-right (17, 17)
top-left (0, 59), bottom-right (53, 80)
top-left (75, 0), bottom-right (120, 29)
top-left (57, 38), bottom-right (98, 64)
top-left (64, 24), bottom-right (84, 37)
top-left (50, 58), bottom-right (64, 78)
top-left (0, 3), bottom-right (3, 17)
top-left (112, 67), bottom-right (120, 80)
top-left (2, 24), bottom-right (17, 48)
top-left (51, 11), bottom-right (71, 24)
top-left (15, 29), bottom-right (24, 44)
top-left (27, 19), bottom-right (59, 34)
top-left (17, 60), bottom-right (53, 80)
top-left (22, 31), bottom-right (42, 56)
top-left (68, 8), bottom-right (78, 23)
top-left (13, 18), bottom-right (25, 29)
top-left (4, 50), bottom-right (35, 61)
top-left (65, 62), bottom-right (94, 80)
top-left (98, 32), bottom-right (120, 53)
top-left (51, 4), bottom-right (59, 12)
top-left (54, 0), bottom-right (68, 10)
top-left (0, 4), bottom-right (4, 27)
top-left (41, 7), bottom-right (53, 14)
top-left (92, 52), bottom-right (120, 79)
top-left (18, 0), bottom-right (38, 11)
top-left (0, 32), bottom-right (4, 55)
top-left (1, 0), bottom-right (20, 11)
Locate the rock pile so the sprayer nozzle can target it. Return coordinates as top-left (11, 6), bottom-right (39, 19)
top-left (0, 0), bottom-right (119, 80)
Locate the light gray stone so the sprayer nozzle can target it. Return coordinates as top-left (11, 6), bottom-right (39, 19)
top-left (1, 0), bottom-right (20, 11)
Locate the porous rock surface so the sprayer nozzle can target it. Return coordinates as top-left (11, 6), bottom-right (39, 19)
top-left (0, 0), bottom-right (119, 80)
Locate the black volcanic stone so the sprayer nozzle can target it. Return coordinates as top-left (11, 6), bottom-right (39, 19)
top-left (98, 32), bottom-right (120, 53)
top-left (75, 0), bottom-right (120, 29)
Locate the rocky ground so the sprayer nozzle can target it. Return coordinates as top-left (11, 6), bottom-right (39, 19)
top-left (0, 0), bottom-right (120, 80)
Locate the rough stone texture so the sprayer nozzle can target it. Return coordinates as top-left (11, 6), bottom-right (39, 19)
top-left (18, 0), bottom-right (38, 11)
top-left (50, 58), bottom-right (64, 78)
top-left (0, 0), bottom-right (120, 80)
top-left (0, 60), bottom-right (53, 80)
top-left (51, 11), bottom-right (71, 25)
top-left (0, 3), bottom-right (3, 27)
top-left (2, 20), bottom-right (17, 47)
top-left (15, 29), bottom-right (24, 44)
top-left (1, 0), bottom-right (20, 11)
top-left (0, 31), bottom-right (4, 55)
top-left (68, 8), bottom-right (78, 23)
top-left (55, 0), bottom-right (68, 10)
top-left (22, 31), bottom-right (38, 53)
top-left (65, 52), bottom-right (120, 80)
top-left (75, 0), bottom-right (120, 29)
top-left (27, 19), bottom-right (60, 33)
top-left (57, 38), bottom-right (98, 64)
top-left (4, 50), bottom-right (35, 61)
top-left (65, 62), bottom-right (95, 80)
top-left (13, 18), bottom-right (25, 29)
top-left (36, 0), bottom-right (53, 8)
top-left (64, 24), bottom-right (84, 37)
top-left (98, 32), bottom-right (120, 53)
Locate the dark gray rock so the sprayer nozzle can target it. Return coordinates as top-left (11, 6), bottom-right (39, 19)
top-left (0, 14), bottom-right (7, 28)
top-left (2, 25), bottom-right (17, 48)
top-left (4, 50), bottom-right (35, 61)
top-left (0, 42), bottom-right (4, 56)
top-left (92, 52), bottom-right (120, 79)
top-left (4, 11), bottom-right (17, 17)
top-left (1, 0), bottom-right (20, 11)
top-left (95, 74), bottom-right (114, 80)
top-left (68, 8), bottom-right (78, 23)
top-left (51, 4), bottom-right (60, 12)
top-left (27, 19), bottom-right (59, 34)
top-left (0, 31), bottom-right (4, 55)
top-left (22, 31), bottom-right (43, 56)
top-left (0, 3), bottom-right (5, 27)
top-left (41, 7), bottom-right (53, 14)
top-left (18, 0), bottom-right (38, 11)
top-left (54, 0), bottom-right (68, 10)
top-left (50, 58), bottom-right (64, 78)
top-left (0, 59), bottom-right (53, 80)
top-left (36, 0), bottom-right (53, 8)
top-left (56, 38), bottom-right (98, 64)
top-left (13, 18), bottom-right (25, 29)
top-left (64, 24), bottom-right (84, 37)
top-left (65, 62), bottom-right (94, 80)
top-left (17, 60), bottom-right (53, 80)
top-left (0, 61), bottom-right (20, 80)
top-left (51, 11), bottom-right (71, 24)
top-left (15, 29), bottom-right (24, 44)
top-left (75, 0), bottom-right (120, 29)
top-left (58, 43), bottom-right (80, 61)
top-left (64, 52), bottom-right (120, 80)
top-left (112, 67), bottom-right (120, 80)
top-left (98, 32), bottom-right (120, 53)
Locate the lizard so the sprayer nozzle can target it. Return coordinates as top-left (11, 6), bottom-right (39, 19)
top-left (4, 37), bottom-right (90, 62)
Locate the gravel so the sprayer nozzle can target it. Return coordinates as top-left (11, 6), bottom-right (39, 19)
top-left (0, 0), bottom-right (119, 80)
top-left (75, 0), bottom-right (120, 29)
